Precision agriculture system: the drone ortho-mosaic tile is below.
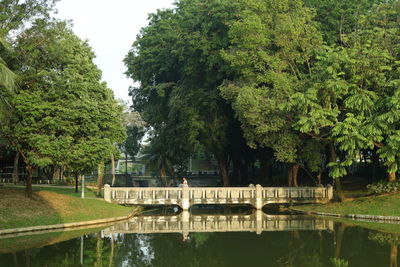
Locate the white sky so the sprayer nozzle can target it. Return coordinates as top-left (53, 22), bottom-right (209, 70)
top-left (55, 0), bottom-right (175, 103)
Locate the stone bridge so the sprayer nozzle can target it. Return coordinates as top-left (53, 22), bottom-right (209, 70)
top-left (104, 185), bottom-right (333, 210)
top-left (103, 210), bottom-right (334, 236)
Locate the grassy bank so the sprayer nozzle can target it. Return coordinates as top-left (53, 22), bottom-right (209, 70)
top-left (295, 193), bottom-right (400, 217)
top-left (0, 186), bottom-right (133, 229)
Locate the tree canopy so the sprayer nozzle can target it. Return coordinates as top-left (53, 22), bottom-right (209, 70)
top-left (125, 0), bottom-right (400, 191)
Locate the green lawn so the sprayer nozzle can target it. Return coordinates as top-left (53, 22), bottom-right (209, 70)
top-left (295, 193), bottom-right (400, 217)
top-left (0, 186), bottom-right (134, 229)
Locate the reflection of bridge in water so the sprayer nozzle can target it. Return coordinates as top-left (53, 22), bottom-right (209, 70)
top-left (104, 185), bottom-right (333, 210)
top-left (103, 211), bottom-right (334, 236)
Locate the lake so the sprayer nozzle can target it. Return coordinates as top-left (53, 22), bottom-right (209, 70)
top-left (0, 207), bottom-right (399, 267)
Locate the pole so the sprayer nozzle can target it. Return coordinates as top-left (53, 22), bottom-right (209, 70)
top-left (81, 175), bottom-right (85, 199)
top-left (125, 152), bottom-right (128, 186)
top-left (75, 173), bottom-right (78, 193)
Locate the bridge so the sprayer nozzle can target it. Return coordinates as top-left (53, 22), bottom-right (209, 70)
top-left (104, 184), bottom-right (333, 210)
top-left (103, 210), bottom-right (334, 236)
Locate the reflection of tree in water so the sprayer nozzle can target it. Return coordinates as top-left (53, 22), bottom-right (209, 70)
top-left (113, 232), bottom-right (215, 267)
top-left (274, 231), bottom-right (325, 267)
top-left (0, 232), bottom-right (115, 267)
top-left (369, 232), bottom-right (400, 267)
top-left (2, 223), bottom-right (399, 266)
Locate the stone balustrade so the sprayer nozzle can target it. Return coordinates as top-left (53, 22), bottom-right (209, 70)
top-left (104, 184), bottom-right (333, 210)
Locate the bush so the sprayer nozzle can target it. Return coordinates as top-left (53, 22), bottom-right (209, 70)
top-left (367, 180), bottom-right (400, 194)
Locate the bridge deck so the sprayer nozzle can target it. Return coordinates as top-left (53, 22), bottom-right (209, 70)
top-left (104, 185), bottom-right (333, 210)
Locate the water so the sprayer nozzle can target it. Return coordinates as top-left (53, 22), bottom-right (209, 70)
top-left (0, 208), bottom-right (399, 267)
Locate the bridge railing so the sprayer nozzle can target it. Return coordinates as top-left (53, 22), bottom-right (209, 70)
top-left (104, 184), bottom-right (333, 210)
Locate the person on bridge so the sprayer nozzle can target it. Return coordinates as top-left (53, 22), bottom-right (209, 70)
top-left (182, 177), bottom-right (188, 186)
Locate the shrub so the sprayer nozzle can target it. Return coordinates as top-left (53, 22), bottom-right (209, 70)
top-left (367, 180), bottom-right (400, 194)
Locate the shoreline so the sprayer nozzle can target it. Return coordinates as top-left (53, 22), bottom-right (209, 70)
top-left (291, 208), bottom-right (400, 223)
top-left (0, 206), bottom-right (142, 237)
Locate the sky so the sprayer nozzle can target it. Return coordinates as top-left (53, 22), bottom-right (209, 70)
top-left (55, 0), bottom-right (175, 103)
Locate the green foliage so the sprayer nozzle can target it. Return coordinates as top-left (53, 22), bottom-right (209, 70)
top-left (125, 0), bottom-right (400, 185)
top-left (219, 0), bottom-right (323, 167)
top-left (0, 0), bottom-right (58, 36)
top-left (369, 232), bottom-right (400, 245)
top-left (330, 257), bottom-right (349, 267)
top-left (367, 180), bottom-right (400, 194)
top-left (3, 20), bottom-right (125, 174)
top-left (124, 0), bottom-right (246, 181)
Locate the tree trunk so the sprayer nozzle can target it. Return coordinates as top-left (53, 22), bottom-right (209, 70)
top-left (292, 164), bottom-right (299, 187)
top-left (26, 165), bottom-right (33, 198)
top-left (97, 162), bottom-right (104, 196)
top-left (288, 165), bottom-right (293, 186)
top-left (75, 173), bottom-right (79, 193)
top-left (12, 151), bottom-right (19, 184)
top-left (316, 171), bottom-right (322, 185)
top-left (390, 244), bottom-right (398, 267)
top-left (160, 165), bottom-right (167, 186)
top-left (330, 144), bottom-right (345, 202)
top-left (60, 166), bottom-right (64, 181)
top-left (111, 153), bottom-right (116, 186)
top-left (388, 172), bottom-right (396, 182)
top-left (216, 152), bottom-right (230, 186)
top-left (371, 148), bottom-right (379, 182)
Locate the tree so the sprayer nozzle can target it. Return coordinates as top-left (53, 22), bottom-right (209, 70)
top-left (292, 1), bottom-right (400, 185)
top-left (219, 0), bottom-right (323, 186)
top-left (0, 0), bottom-right (58, 36)
top-left (125, 0), bottom-right (254, 186)
top-left (303, 0), bottom-right (382, 45)
top-left (3, 20), bottom-right (125, 197)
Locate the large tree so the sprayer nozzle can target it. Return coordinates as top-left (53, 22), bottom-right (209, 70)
top-left (3, 20), bottom-right (125, 197)
top-left (125, 0), bottom-right (253, 186)
top-left (219, 0), bottom-right (323, 186)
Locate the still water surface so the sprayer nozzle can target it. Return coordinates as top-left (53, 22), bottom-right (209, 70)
top-left (0, 207), bottom-right (399, 267)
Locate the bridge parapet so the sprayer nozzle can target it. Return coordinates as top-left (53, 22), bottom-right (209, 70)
top-left (104, 184), bottom-right (333, 210)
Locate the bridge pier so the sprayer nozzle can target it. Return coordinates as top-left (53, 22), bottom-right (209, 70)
top-left (181, 185), bottom-right (190, 210)
top-left (104, 184), bottom-right (111, 202)
top-left (255, 184), bottom-right (263, 210)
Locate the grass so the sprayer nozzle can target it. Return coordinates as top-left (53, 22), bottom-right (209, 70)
top-left (0, 185), bottom-right (134, 229)
top-left (295, 192), bottom-right (400, 217)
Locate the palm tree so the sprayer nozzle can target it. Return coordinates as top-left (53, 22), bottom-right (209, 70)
top-left (141, 141), bottom-right (175, 186)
